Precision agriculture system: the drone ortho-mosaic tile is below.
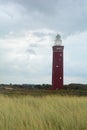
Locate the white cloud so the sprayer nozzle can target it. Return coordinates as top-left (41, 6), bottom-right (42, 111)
top-left (1, 29), bottom-right (87, 84)
top-left (64, 31), bottom-right (87, 84)
top-left (0, 29), bottom-right (55, 84)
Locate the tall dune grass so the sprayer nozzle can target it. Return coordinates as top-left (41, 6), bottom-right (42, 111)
top-left (0, 94), bottom-right (87, 130)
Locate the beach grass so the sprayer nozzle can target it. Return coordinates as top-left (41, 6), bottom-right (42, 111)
top-left (0, 94), bottom-right (87, 130)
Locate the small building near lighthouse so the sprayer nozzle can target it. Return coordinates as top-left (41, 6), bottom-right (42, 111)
top-left (52, 34), bottom-right (64, 89)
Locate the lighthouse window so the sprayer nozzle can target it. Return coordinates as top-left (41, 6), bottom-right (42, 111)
top-left (56, 65), bottom-right (58, 67)
top-left (60, 54), bottom-right (62, 56)
top-left (59, 77), bottom-right (62, 79)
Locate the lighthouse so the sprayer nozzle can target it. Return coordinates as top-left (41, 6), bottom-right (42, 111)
top-left (52, 34), bottom-right (64, 89)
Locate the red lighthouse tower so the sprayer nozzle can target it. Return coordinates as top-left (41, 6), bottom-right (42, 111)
top-left (52, 34), bottom-right (64, 89)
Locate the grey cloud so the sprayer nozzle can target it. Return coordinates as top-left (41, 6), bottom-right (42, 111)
top-left (3, 0), bottom-right (58, 14)
top-left (33, 32), bottom-right (55, 38)
top-left (26, 49), bottom-right (36, 55)
top-left (1, 0), bottom-right (87, 35)
top-left (29, 44), bottom-right (38, 48)
top-left (33, 32), bottom-right (47, 37)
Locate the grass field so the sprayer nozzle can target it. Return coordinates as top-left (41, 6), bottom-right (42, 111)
top-left (0, 91), bottom-right (87, 130)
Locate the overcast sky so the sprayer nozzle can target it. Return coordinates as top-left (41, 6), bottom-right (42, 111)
top-left (0, 0), bottom-right (87, 84)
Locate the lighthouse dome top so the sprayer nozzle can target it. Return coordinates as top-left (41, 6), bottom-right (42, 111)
top-left (54, 34), bottom-right (62, 46)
